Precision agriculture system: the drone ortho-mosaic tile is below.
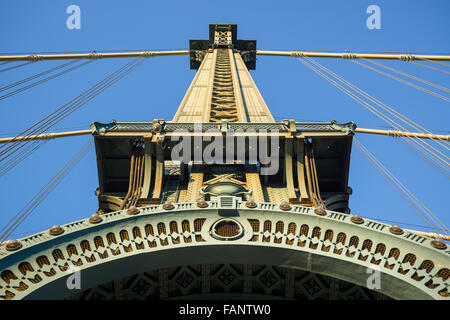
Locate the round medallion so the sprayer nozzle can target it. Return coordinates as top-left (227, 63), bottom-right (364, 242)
top-left (210, 219), bottom-right (244, 241)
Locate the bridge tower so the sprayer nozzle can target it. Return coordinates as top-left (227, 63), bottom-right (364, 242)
top-left (0, 25), bottom-right (448, 300)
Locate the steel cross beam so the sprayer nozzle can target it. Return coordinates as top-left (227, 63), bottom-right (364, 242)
top-left (1, 126), bottom-right (447, 144)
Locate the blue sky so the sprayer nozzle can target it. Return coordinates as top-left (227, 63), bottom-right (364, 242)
top-left (0, 0), bottom-right (449, 238)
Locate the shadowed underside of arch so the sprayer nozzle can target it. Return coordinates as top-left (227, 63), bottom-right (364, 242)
top-left (66, 263), bottom-right (392, 300)
top-left (0, 201), bottom-right (448, 300)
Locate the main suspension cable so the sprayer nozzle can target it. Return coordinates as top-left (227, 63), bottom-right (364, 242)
top-left (0, 58), bottom-right (145, 167)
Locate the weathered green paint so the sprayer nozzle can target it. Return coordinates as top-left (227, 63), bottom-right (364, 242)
top-left (0, 198), bottom-right (448, 300)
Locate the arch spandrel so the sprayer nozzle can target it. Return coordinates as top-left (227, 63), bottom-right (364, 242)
top-left (0, 200), bottom-right (449, 300)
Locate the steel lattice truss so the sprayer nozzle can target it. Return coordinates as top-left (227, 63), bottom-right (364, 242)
top-left (0, 24), bottom-right (448, 301)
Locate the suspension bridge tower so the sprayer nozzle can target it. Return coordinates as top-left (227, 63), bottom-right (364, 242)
top-left (0, 24), bottom-right (448, 300)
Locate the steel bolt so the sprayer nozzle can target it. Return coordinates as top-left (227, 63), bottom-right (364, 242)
top-left (431, 238), bottom-right (447, 250)
top-left (5, 239), bottom-right (22, 251)
top-left (49, 225), bottom-right (64, 236)
top-left (350, 214), bottom-right (364, 224)
top-left (389, 224), bottom-right (404, 235)
top-left (314, 205), bottom-right (326, 216)
top-left (279, 201), bottom-right (291, 211)
top-left (89, 213), bottom-right (102, 224)
top-left (196, 198), bottom-right (208, 208)
top-left (245, 198), bottom-right (257, 208)
top-left (162, 201), bottom-right (174, 210)
top-left (127, 206), bottom-right (140, 215)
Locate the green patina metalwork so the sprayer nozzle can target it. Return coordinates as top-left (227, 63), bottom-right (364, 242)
top-left (0, 198), bottom-right (448, 300)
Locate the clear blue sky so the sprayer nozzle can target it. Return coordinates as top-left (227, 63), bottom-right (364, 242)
top-left (0, 0), bottom-right (449, 238)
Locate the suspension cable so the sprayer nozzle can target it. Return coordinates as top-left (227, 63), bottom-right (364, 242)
top-left (419, 58), bottom-right (450, 68)
top-left (354, 127), bottom-right (449, 140)
top-left (0, 58), bottom-right (145, 168)
top-left (0, 129), bottom-right (91, 144)
top-left (0, 139), bottom-right (93, 243)
top-left (0, 61), bottom-right (35, 73)
top-left (361, 58), bottom-right (450, 93)
top-left (303, 57), bottom-right (450, 148)
top-left (396, 135), bottom-right (449, 179)
top-left (302, 57), bottom-right (450, 170)
top-left (304, 142), bottom-right (326, 209)
top-left (409, 61), bottom-right (450, 75)
top-left (297, 57), bottom-right (450, 176)
top-left (0, 60), bottom-right (77, 92)
top-left (0, 50), bottom-right (189, 62)
top-left (256, 50), bottom-right (450, 61)
top-left (353, 138), bottom-right (449, 238)
top-left (0, 139), bottom-right (47, 177)
top-left (0, 60), bottom-right (94, 101)
top-left (352, 59), bottom-right (450, 102)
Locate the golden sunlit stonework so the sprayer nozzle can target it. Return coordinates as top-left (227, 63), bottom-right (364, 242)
top-left (0, 25), bottom-right (448, 300)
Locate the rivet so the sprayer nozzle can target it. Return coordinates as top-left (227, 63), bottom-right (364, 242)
top-left (162, 201), bottom-right (174, 210)
top-left (49, 225), bottom-right (64, 236)
top-left (96, 209), bottom-right (106, 215)
top-left (279, 201), bottom-right (291, 211)
top-left (350, 214), bottom-right (364, 224)
top-left (196, 198), bottom-right (208, 208)
top-left (89, 213), bottom-right (102, 224)
top-left (389, 224), bottom-right (404, 235)
top-left (314, 205), bottom-right (326, 216)
top-left (431, 238), bottom-right (447, 250)
top-left (245, 198), bottom-right (257, 208)
top-left (127, 206), bottom-right (140, 215)
top-left (5, 239), bottom-right (22, 251)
